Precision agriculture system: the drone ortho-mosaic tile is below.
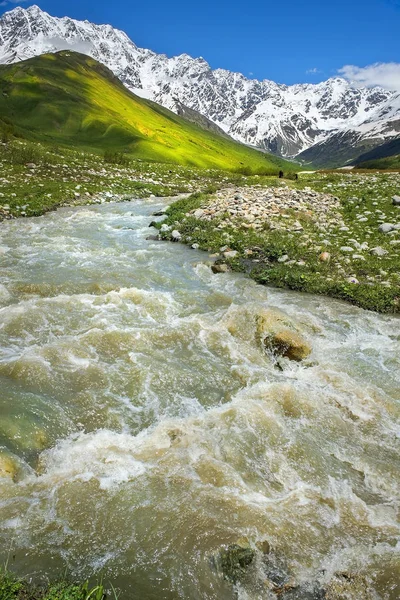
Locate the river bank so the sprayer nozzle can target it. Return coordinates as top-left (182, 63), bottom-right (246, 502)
top-left (157, 172), bottom-right (400, 313)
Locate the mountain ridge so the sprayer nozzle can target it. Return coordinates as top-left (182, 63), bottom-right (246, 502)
top-left (0, 50), bottom-right (292, 172)
top-left (0, 5), bottom-right (399, 166)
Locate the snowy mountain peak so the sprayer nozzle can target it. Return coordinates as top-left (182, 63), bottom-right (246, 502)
top-left (0, 5), bottom-right (398, 161)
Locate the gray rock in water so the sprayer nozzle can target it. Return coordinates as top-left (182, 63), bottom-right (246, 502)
top-left (146, 235), bottom-right (160, 241)
top-left (378, 223), bottom-right (395, 233)
top-left (152, 209), bottom-right (166, 216)
top-left (392, 195), bottom-right (400, 206)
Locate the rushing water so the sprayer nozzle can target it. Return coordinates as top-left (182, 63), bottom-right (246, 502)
top-left (0, 198), bottom-right (399, 599)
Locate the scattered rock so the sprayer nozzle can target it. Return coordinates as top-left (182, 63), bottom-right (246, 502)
top-left (340, 246), bottom-right (354, 253)
top-left (392, 195), bottom-right (400, 206)
top-left (319, 252), bottom-right (331, 262)
top-left (370, 246), bottom-right (388, 256)
top-left (191, 243), bottom-right (200, 249)
top-left (223, 250), bottom-right (238, 259)
top-left (171, 230), bottom-right (181, 242)
top-left (378, 223), bottom-right (395, 233)
top-left (278, 254), bottom-right (289, 263)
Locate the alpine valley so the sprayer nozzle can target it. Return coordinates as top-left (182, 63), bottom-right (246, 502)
top-left (1, 4), bottom-right (399, 167)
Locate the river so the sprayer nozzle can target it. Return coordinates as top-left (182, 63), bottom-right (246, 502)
top-left (0, 198), bottom-right (399, 599)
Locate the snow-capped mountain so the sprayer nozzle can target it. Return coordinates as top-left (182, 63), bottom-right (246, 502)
top-left (0, 5), bottom-right (399, 163)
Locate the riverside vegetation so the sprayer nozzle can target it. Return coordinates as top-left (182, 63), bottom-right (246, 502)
top-left (1, 138), bottom-right (399, 313)
top-left (157, 172), bottom-right (400, 313)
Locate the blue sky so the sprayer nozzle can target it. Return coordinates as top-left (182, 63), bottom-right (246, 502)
top-left (1, 0), bottom-right (399, 86)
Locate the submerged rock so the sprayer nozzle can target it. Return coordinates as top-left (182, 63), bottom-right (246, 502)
top-left (213, 543), bottom-right (255, 584)
top-left (0, 451), bottom-right (19, 481)
top-left (211, 263), bottom-right (229, 274)
top-left (324, 572), bottom-right (372, 599)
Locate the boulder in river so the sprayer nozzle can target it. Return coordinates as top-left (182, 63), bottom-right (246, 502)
top-left (211, 263), bottom-right (229, 274)
top-left (0, 451), bottom-right (19, 481)
top-left (256, 309), bottom-right (311, 361)
top-left (212, 542), bottom-right (255, 583)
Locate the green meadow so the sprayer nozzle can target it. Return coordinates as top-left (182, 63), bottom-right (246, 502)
top-left (0, 51), bottom-right (293, 174)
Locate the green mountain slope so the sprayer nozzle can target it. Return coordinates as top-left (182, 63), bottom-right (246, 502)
top-left (0, 51), bottom-right (293, 173)
top-left (353, 138), bottom-right (400, 169)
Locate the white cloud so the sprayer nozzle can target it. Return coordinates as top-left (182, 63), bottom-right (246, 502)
top-left (338, 62), bottom-right (400, 91)
top-left (306, 68), bottom-right (321, 74)
top-left (0, 0), bottom-right (29, 6)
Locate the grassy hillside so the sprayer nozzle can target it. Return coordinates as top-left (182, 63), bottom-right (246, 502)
top-left (353, 139), bottom-right (400, 169)
top-left (0, 51), bottom-right (293, 173)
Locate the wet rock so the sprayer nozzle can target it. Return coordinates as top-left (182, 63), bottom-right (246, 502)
top-left (0, 452), bottom-right (18, 481)
top-left (146, 235), bottom-right (160, 241)
top-left (211, 263), bottom-right (229, 274)
top-left (265, 329), bottom-right (312, 362)
top-left (324, 572), bottom-right (372, 599)
top-left (213, 543), bottom-right (255, 583)
top-left (256, 309), bottom-right (311, 361)
top-left (152, 209), bottom-right (166, 216)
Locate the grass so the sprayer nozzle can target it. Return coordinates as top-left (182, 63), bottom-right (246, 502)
top-left (0, 51), bottom-right (294, 174)
top-left (158, 172), bottom-right (400, 313)
top-left (356, 155), bottom-right (400, 170)
top-left (0, 569), bottom-right (112, 600)
top-left (0, 139), bottom-right (297, 219)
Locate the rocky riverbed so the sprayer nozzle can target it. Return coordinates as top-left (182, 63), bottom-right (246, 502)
top-left (158, 173), bottom-right (400, 312)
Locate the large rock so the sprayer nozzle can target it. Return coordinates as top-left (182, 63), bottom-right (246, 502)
top-left (256, 309), bottom-right (311, 361)
top-left (213, 543), bottom-right (255, 584)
